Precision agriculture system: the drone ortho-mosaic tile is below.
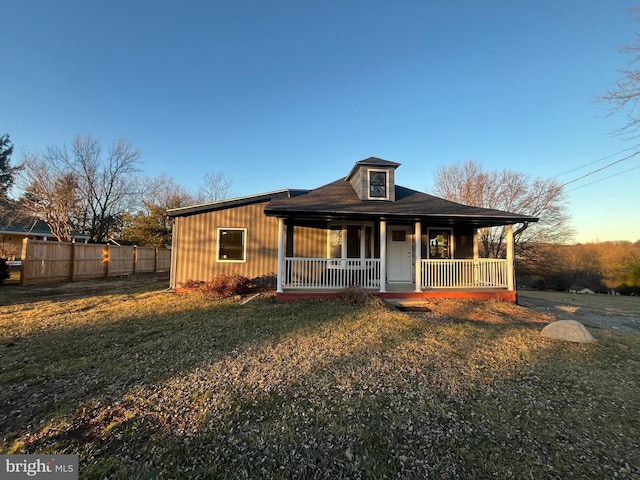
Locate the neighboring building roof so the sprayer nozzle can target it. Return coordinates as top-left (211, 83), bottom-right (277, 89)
top-left (265, 179), bottom-right (538, 226)
top-left (166, 189), bottom-right (310, 218)
top-left (0, 200), bottom-right (52, 235)
top-left (0, 199), bottom-right (90, 239)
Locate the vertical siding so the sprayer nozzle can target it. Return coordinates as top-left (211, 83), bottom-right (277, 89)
top-left (293, 226), bottom-right (327, 258)
top-left (171, 202), bottom-right (280, 288)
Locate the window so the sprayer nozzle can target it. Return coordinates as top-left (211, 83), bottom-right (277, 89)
top-left (347, 225), bottom-right (361, 258)
top-left (392, 230), bottom-right (406, 242)
top-left (327, 224), bottom-right (374, 259)
top-left (217, 228), bottom-right (246, 262)
top-left (329, 226), bottom-right (342, 258)
top-left (428, 229), bottom-right (452, 259)
top-left (369, 170), bottom-right (387, 199)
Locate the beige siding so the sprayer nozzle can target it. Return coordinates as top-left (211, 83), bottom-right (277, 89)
top-left (170, 202), bottom-right (280, 288)
top-left (293, 226), bottom-right (327, 258)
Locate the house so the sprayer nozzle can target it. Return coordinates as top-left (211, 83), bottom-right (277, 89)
top-left (569, 286), bottom-right (595, 294)
top-left (0, 200), bottom-right (89, 259)
top-left (167, 158), bottom-right (538, 301)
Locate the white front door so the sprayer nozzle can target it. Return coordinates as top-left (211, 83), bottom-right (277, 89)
top-left (387, 226), bottom-right (413, 282)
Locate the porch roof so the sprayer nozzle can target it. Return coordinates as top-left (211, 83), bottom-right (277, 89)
top-left (264, 178), bottom-right (538, 227)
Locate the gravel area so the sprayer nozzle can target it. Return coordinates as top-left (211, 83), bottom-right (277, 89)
top-left (518, 290), bottom-right (640, 335)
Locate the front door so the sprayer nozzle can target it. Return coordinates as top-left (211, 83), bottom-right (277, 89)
top-left (387, 226), bottom-right (413, 282)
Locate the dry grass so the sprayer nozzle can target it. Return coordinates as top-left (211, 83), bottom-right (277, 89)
top-left (0, 280), bottom-right (639, 479)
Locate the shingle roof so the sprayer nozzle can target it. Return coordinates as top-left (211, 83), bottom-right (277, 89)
top-left (345, 157), bottom-right (401, 180)
top-left (0, 200), bottom-right (52, 235)
top-left (264, 178), bottom-right (538, 226)
top-left (166, 189), bottom-right (310, 218)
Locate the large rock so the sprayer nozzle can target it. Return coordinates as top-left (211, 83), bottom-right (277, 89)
top-left (541, 320), bottom-right (596, 343)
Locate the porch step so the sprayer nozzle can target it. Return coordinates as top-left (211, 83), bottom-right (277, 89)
top-left (383, 298), bottom-right (432, 312)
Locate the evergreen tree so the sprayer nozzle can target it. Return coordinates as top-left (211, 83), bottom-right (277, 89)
top-left (0, 134), bottom-right (18, 198)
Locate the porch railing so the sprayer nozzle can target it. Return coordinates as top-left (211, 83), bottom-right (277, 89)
top-left (284, 258), bottom-right (381, 289)
top-left (283, 257), bottom-right (509, 290)
top-left (421, 259), bottom-right (508, 288)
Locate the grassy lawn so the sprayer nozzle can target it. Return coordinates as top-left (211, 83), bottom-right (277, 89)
top-left (1, 280), bottom-right (639, 479)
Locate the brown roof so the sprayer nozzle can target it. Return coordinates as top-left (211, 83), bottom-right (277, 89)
top-left (265, 178), bottom-right (538, 226)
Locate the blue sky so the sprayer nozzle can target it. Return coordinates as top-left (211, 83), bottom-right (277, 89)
top-left (2, 0), bottom-right (639, 243)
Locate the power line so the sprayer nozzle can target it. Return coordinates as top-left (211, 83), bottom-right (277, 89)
top-left (552, 144), bottom-right (638, 179)
top-left (560, 150), bottom-right (640, 187)
top-left (566, 163), bottom-right (640, 192)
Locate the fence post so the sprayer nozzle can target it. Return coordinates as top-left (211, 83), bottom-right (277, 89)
top-left (133, 246), bottom-right (138, 274)
top-left (154, 248), bottom-right (159, 272)
top-left (102, 244), bottom-right (110, 278)
top-left (19, 237), bottom-right (29, 286)
top-left (70, 241), bottom-right (76, 282)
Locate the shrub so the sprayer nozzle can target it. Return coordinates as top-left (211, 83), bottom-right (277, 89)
top-left (336, 285), bottom-right (380, 306)
top-left (0, 242), bottom-right (17, 260)
top-left (0, 258), bottom-right (10, 285)
top-left (181, 274), bottom-right (253, 299)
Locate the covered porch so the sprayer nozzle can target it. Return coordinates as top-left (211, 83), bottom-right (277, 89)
top-left (274, 218), bottom-right (517, 301)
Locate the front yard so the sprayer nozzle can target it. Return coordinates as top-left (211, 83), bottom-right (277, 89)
top-left (0, 278), bottom-right (638, 479)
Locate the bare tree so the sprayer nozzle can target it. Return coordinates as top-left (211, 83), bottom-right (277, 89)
top-left (196, 171), bottom-right (234, 203)
top-left (600, 8), bottom-right (640, 150)
top-left (120, 174), bottom-right (195, 247)
top-left (18, 151), bottom-right (82, 242)
top-left (17, 135), bottom-right (142, 242)
top-left (431, 159), bottom-right (573, 258)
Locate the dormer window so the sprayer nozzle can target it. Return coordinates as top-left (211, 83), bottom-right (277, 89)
top-left (369, 170), bottom-right (388, 199)
top-left (346, 157), bottom-right (398, 201)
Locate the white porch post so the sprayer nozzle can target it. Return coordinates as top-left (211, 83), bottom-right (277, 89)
top-left (473, 228), bottom-right (479, 286)
top-left (414, 221), bottom-right (421, 292)
top-left (379, 220), bottom-right (387, 293)
top-left (473, 229), bottom-right (479, 260)
top-left (276, 218), bottom-right (285, 293)
top-left (506, 224), bottom-right (515, 291)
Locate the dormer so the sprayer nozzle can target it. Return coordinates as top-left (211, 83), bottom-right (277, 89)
top-left (345, 157), bottom-right (401, 201)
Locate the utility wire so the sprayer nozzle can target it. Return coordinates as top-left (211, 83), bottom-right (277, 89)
top-left (560, 150), bottom-right (640, 187)
top-left (552, 144), bottom-right (638, 178)
top-left (566, 163), bottom-right (640, 192)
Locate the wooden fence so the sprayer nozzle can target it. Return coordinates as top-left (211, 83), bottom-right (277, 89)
top-left (20, 238), bottom-right (171, 286)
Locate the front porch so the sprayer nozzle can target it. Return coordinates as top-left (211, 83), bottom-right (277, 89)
top-left (274, 217), bottom-right (518, 302)
top-left (276, 257), bottom-right (516, 302)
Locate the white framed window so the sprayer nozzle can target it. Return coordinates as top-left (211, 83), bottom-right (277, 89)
top-left (217, 228), bottom-right (247, 262)
top-left (327, 223), bottom-right (374, 259)
top-left (368, 169), bottom-right (388, 200)
top-left (427, 228), bottom-right (453, 259)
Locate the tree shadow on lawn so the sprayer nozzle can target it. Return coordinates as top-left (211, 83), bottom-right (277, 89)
top-left (0, 295), bottom-right (358, 451)
top-left (0, 273), bottom-right (171, 307)
top-left (113, 321), bottom-right (637, 479)
top-left (7, 295), bottom-right (635, 478)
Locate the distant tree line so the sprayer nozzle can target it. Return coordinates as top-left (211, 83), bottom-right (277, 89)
top-left (0, 133), bottom-right (234, 248)
top-left (518, 240), bottom-right (640, 295)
